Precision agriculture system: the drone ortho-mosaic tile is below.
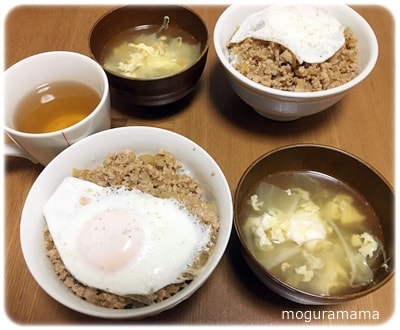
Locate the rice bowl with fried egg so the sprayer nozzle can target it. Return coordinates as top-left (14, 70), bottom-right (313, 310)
top-left (43, 149), bottom-right (220, 308)
top-left (20, 126), bottom-right (233, 319)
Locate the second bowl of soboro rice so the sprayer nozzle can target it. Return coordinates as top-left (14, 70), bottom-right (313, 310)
top-left (214, 4), bottom-right (378, 120)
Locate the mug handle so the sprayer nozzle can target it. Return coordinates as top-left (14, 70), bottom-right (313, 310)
top-left (4, 143), bottom-right (39, 163)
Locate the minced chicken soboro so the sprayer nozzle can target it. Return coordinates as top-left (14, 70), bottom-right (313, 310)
top-left (44, 149), bottom-right (220, 309)
top-left (228, 27), bottom-right (357, 92)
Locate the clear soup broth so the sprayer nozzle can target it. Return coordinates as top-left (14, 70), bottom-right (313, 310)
top-left (101, 24), bottom-right (200, 79)
top-left (238, 170), bottom-right (388, 296)
top-left (14, 80), bottom-right (100, 134)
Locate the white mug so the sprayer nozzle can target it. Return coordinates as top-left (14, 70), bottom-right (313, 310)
top-left (4, 51), bottom-right (111, 166)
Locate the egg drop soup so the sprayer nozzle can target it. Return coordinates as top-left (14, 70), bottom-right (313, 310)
top-left (101, 24), bottom-right (201, 79)
top-left (238, 171), bottom-right (388, 296)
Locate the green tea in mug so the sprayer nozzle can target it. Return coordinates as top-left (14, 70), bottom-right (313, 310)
top-left (14, 80), bottom-right (101, 133)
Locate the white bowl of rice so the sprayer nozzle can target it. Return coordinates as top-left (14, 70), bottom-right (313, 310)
top-left (20, 126), bottom-right (233, 319)
top-left (214, 4), bottom-right (378, 121)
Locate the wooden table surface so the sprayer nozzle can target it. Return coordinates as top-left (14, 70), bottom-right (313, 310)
top-left (3, 4), bottom-right (395, 326)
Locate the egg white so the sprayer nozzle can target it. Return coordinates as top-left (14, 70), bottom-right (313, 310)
top-left (43, 177), bottom-right (211, 296)
top-left (230, 5), bottom-right (345, 64)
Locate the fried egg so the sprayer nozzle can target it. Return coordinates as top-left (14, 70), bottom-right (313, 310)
top-left (230, 5), bottom-right (345, 64)
top-left (43, 177), bottom-right (211, 296)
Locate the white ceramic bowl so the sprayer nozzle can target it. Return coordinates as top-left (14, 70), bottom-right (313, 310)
top-left (214, 4), bottom-right (378, 121)
top-left (20, 126), bottom-right (233, 319)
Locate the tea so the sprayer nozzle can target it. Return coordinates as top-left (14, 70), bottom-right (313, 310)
top-left (14, 80), bottom-right (101, 133)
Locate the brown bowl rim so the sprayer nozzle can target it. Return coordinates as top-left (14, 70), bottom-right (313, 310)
top-left (233, 143), bottom-right (394, 303)
top-left (88, 4), bottom-right (210, 82)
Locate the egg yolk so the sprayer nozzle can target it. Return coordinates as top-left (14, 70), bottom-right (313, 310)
top-left (78, 208), bottom-right (144, 272)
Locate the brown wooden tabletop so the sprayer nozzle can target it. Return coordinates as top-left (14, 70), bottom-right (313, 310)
top-left (3, 4), bottom-right (395, 326)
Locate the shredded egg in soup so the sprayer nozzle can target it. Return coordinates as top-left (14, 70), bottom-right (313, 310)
top-left (239, 171), bottom-right (388, 296)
